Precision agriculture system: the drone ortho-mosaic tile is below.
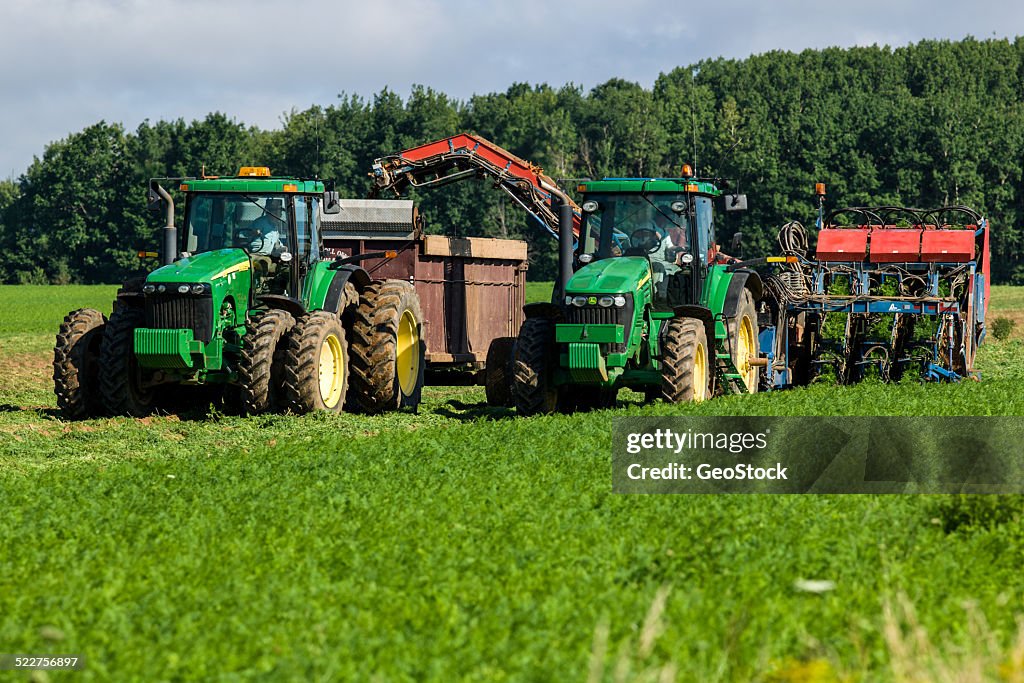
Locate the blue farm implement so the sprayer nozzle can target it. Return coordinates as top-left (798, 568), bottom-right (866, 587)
top-left (751, 203), bottom-right (990, 388)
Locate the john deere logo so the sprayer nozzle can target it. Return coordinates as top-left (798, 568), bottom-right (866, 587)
top-left (588, 296), bottom-right (598, 305)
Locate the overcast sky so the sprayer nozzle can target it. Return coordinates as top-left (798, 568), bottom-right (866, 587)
top-left (1, 0), bottom-right (1021, 177)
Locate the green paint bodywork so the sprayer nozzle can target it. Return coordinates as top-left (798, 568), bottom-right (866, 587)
top-left (180, 178), bottom-right (324, 194)
top-left (577, 178), bottom-right (721, 196)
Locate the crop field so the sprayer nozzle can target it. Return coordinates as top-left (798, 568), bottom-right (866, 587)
top-left (2, 284), bottom-right (1024, 681)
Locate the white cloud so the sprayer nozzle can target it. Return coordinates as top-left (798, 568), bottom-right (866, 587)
top-left (0, 0), bottom-right (1021, 176)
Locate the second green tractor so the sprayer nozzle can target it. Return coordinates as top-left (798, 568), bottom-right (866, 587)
top-left (512, 175), bottom-right (762, 415)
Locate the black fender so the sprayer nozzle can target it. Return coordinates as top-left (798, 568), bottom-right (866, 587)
top-left (671, 305), bottom-right (715, 346)
top-left (257, 294), bottom-right (307, 319)
top-left (523, 302), bottom-right (564, 321)
top-left (323, 265), bottom-right (372, 314)
top-left (723, 269), bottom-right (763, 318)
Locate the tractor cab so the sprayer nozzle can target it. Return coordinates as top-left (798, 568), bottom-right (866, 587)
top-left (575, 177), bottom-right (723, 309)
top-left (180, 168), bottom-right (331, 300)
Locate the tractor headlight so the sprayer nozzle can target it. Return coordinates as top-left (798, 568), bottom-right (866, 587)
top-left (598, 296), bottom-right (615, 307)
top-left (177, 285), bottom-right (190, 294)
top-left (191, 283), bottom-right (207, 294)
top-left (564, 295), bottom-right (573, 306)
top-left (572, 296), bottom-right (588, 307)
top-left (680, 253), bottom-right (694, 264)
top-left (613, 296), bottom-right (627, 307)
top-left (157, 285), bottom-right (166, 293)
top-left (581, 200), bottom-right (599, 213)
top-left (142, 284), bottom-right (155, 294)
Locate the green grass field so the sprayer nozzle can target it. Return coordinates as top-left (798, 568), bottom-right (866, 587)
top-left (2, 284), bottom-right (1024, 681)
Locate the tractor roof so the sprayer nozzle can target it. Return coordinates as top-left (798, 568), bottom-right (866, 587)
top-left (578, 178), bottom-right (721, 195)
top-left (181, 167), bottom-right (324, 194)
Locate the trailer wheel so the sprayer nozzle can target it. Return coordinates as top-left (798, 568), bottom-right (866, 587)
top-left (53, 308), bottom-right (107, 419)
top-left (282, 311), bottom-right (349, 414)
top-left (238, 308), bottom-right (295, 415)
top-left (484, 336), bottom-right (517, 407)
top-left (660, 317), bottom-right (710, 403)
top-left (513, 318), bottom-right (559, 416)
top-left (348, 281), bottom-right (424, 414)
top-left (727, 288), bottom-right (760, 393)
top-left (99, 305), bottom-right (155, 417)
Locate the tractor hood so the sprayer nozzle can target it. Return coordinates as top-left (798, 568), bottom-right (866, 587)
top-left (566, 256), bottom-right (651, 295)
top-left (146, 249), bottom-right (251, 284)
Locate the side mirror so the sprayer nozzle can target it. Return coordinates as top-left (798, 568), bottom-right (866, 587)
top-left (724, 194), bottom-right (747, 212)
top-left (323, 190), bottom-right (341, 214)
top-left (146, 186), bottom-right (164, 212)
top-left (730, 231), bottom-right (744, 255)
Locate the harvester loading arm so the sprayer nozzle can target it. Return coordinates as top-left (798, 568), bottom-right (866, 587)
top-left (369, 133), bottom-right (581, 240)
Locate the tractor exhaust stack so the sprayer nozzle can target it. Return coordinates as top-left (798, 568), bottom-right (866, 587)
top-left (151, 180), bottom-right (177, 265)
top-left (558, 197), bottom-right (575, 299)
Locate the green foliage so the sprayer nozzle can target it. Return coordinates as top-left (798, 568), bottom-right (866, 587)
top-left (3, 38), bottom-right (1024, 286)
top-left (991, 315), bottom-right (1016, 340)
top-left (929, 494), bottom-right (1024, 533)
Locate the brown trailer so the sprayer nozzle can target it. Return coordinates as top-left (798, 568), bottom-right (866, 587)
top-left (321, 199), bottom-right (527, 387)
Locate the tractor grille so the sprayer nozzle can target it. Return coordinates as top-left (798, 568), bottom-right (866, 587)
top-left (145, 293), bottom-right (214, 343)
top-left (564, 295), bottom-right (634, 353)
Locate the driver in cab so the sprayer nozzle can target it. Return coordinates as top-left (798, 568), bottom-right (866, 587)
top-left (250, 198), bottom-right (287, 256)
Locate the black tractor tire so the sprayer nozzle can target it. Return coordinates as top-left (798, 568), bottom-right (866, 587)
top-left (53, 308), bottom-right (107, 419)
top-left (659, 317), bottom-right (711, 403)
top-left (484, 336), bottom-right (517, 407)
top-left (98, 305), bottom-right (155, 417)
top-left (512, 318), bottom-right (559, 416)
top-left (237, 308), bottom-right (295, 415)
top-left (281, 311), bottom-right (350, 414)
top-left (726, 288), bottom-right (761, 394)
top-left (348, 281), bottom-right (425, 414)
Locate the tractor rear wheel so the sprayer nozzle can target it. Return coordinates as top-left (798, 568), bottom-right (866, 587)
top-left (282, 311), bottom-right (349, 414)
top-left (238, 308), bottom-right (295, 415)
top-left (99, 305), bottom-right (155, 417)
top-left (728, 288), bottom-right (760, 393)
top-left (53, 308), bottom-right (107, 419)
top-left (659, 317), bottom-right (710, 403)
top-left (484, 336), bottom-right (517, 407)
top-left (348, 281), bottom-right (424, 413)
top-left (513, 318), bottom-right (559, 416)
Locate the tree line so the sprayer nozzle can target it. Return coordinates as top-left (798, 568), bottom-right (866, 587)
top-left (1, 37), bottom-right (1022, 284)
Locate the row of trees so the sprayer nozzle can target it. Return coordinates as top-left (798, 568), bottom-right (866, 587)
top-left (1, 37), bottom-right (1023, 284)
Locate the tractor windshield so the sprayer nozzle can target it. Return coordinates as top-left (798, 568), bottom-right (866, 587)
top-left (579, 193), bottom-right (691, 261)
top-left (184, 193), bottom-right (293, 257)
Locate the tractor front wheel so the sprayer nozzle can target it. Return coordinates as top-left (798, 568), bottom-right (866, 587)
top-left (238, 308), bottom-right (295, 415)
top-left (99, 305), bottom-right (155, 417)
top-left (512, 318), bottom-right (559, 416)
top-left (282, 311), bottom-right (349, 414)
top-left (53, 308), bottom-right (107, 419)
top-left (659, 317), bottom-right (710, 403)
top-left (348, 281), bottom-right (424, 414)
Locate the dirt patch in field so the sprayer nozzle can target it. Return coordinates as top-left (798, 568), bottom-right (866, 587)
top-left (0, 352), bottom-right (51, 389)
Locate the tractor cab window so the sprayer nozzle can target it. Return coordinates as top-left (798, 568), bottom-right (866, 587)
top-left (580, 194), bottom-right (691, 261)
top-left (695, 195), bottom-right (714, 264)
top-left (184, 193), bottom-right (294, 258)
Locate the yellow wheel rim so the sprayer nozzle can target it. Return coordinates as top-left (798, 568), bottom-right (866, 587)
top-left (396, 310), bottom-right (420, 396)
top-left (693, 341), bottom-right (708, 403)
top-left (738, 316), bottom-right (757, 393)
top-left (318, 333), bottom-right (345, 408)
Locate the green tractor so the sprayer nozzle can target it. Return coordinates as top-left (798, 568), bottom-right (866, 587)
top-left (512, 173), bottom-right (762, 414)
top-left (53, 167), bottom-right (425, 419)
